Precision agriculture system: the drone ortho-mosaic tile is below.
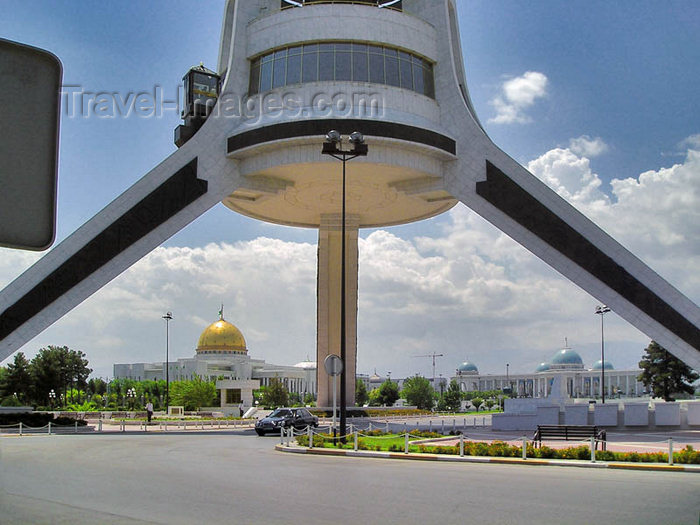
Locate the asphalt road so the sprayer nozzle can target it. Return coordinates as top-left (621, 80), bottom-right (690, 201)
top-left (1, 431), bottom-right (698, 524)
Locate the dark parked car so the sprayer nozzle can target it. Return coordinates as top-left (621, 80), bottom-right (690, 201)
top-left (255, 407), bottom-right (319, 436)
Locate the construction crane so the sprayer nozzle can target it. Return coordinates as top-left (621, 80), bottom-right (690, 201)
top-left (412, 352), bottom-right (445, 382)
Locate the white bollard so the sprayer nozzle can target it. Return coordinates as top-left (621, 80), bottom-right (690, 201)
top-left (463, 418), bottom-right (466, 429)
top-left (473, 418), bottom-right (476, 428)
top-left (405, 432), bottom-right (409, 454)
top-left (522, 437), bottom-right (527, 460)
top-left (668, 438), bottom-right (674, 465)
top-left (590, 436), bottom-right (596, 463)
top-left (48, 421), bottom-right (51, 435)
top-left (369, 421), bottom-right (372, 432)
top-left (280, 427), bottom-right (285, 445)
top-left (98, 420), bottom-right (102, 432)
top-left (19, 422), bottom-right (22, 436)
top-left (460, 433), bottom-right (464, 457)
top-left (429, 420), bottom-right (432, 432)
top-left (354, 431), bottom-right (358, 451)
top-left (308, 425), bottom-right (313, 449)
top-left (482, 417), bottom-right (485, 426)
top-left (75, 421), bottom-right (78, 434)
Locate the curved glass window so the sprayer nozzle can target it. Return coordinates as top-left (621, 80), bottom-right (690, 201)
top-left (281, 1), bottom-right (402, 11)
top-left (249, 41), bottom-right (434, 98)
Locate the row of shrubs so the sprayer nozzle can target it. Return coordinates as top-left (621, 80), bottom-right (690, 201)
top-left (294, 432), bottom-right (700, 464)
top-left (0, 413), bottom-right (87, 427)
top-left (415, 441), bottom-right (699, 464)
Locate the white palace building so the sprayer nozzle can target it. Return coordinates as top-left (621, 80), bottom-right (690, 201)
top-left (114, 310), bottom-right (316, 410)
top-left (451, 345), bottom-right (646, 400)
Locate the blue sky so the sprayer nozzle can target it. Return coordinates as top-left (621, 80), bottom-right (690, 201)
top-left (1, 1), bottom-right (699, 381)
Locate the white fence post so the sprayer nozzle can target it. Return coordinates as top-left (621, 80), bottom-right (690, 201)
top-left (354, 430), bottom-right (358, 451)
top-left (404, 432), bottom-right (409, 454)
top-left (98, 420), bottom-right (102, 432)
top-left (48, 421), bottom-right (51, 435)
top-left (668, 438), bottom-right (673, 465)
top-left (75, 421), bottom-right (78, 434)
top-left (522, 436), bottom-right (527, 460)
top-left (308, 425), bottom-right (313, 449)
top-left (386, 421), bottom-right (389, 433)
top-left (590, 436), bottom-right (596, 463)
top-left (19, 422), bottom-right (22, 436)
top-left (460, 433), bottom-right (464, 457)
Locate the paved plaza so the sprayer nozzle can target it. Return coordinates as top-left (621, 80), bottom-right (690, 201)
top-left (2, 429), bottom-right (699, 524)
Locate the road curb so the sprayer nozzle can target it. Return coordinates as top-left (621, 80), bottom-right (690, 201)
top-left (274, 444), bottom-right (700, 473)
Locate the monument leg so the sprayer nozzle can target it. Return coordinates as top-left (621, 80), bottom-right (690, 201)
top-left (317, 214), bottom-right (358, 408)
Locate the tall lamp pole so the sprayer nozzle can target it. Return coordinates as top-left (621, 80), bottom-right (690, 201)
top-left (163, 311), bottom-right (173, 413)
top-left (321, 130), bottom-right (367, 442)
top-left (595, 305), bottom-right (611, 403)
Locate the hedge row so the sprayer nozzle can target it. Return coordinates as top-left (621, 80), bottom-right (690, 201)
top-left (294, 432), bottom-right (700, 464)
top-left (0, 413), bottom-right (87, 427)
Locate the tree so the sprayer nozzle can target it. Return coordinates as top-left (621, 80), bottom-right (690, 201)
top-left (87, 378), bottom-right (107, 396)
top-left (638, 341), bottom-right (699, 401)
top-left (2, 353), bottom-right (32, 403)
top-left (30, 346), bottom-right (92, 407)
top-left (471, 397), bottom-right (483, 412)
top-left (260, 377), bottom-right (289, 408)
top-left (355, 379), bottom-right (369, 406)
top-left (170, 378), bottom-right (218, 411)
top-left (436, 379), bottom-right (462, 412)
top-left (376, 380), bottom-right (400, 407)
top-left (402, 375), bottom-right (435, 410)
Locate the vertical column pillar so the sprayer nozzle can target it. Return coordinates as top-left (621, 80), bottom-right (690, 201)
top-left (317, 214), bottom-right (359, 408)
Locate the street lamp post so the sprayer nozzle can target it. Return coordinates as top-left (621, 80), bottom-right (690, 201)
top-left (321, 130), bottom-right (368, 441)
top-left (595, 305), bottom-right (611, 403)
top-left (127, 387), bottom-right (136, 410)
top-left (163, 311), bottom-right (173, 414)
top-left (49, 389), bottom-right (56, 409)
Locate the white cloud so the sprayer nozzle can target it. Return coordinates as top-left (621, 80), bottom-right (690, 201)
top-left (528, 138), bottom-right (700, 297)
top-left (680, 134), bottom-right (700, 150)
top-left (568, 135), bottom-right (609, 158)
top-left (488, 71), bottom-right (548, 124)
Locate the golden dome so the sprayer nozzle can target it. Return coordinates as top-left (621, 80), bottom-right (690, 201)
top-left (196, 315), bottom-right (247, 354)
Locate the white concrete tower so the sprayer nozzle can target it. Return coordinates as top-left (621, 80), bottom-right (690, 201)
top-left (1, 0), bottom-right (699, 415)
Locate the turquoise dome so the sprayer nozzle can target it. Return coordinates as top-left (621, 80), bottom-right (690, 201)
top-left (457, 361), bottom-right (478, 373)
top-left (550, 348), bottom-right (583, 366)
top-left (535, 362), bottom-right (550, 373)
top-left (591, 359), bottom-right (614, 370)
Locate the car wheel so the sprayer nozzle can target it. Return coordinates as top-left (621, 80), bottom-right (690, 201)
top-left (255, 429), bottom-right (265, 436)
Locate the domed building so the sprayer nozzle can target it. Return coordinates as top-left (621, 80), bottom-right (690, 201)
top-left (450, 341), bottom-right (644, 399)
top-left (114, 308), bottom-right (316, 414)
top-left (196, 315), bottom-right (247, 355)
top-left (548, 347), bottom-right (584, 370)
top-left (456, 361), bottom-right (479, 375)
top-left (535, 362), bottom-right (551, 373)
top-left (591, 359), bottom-right (614, 370)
